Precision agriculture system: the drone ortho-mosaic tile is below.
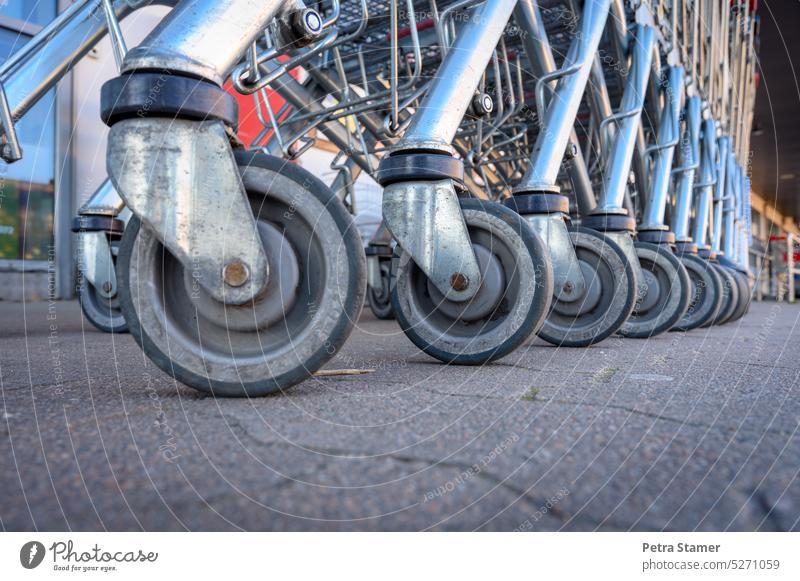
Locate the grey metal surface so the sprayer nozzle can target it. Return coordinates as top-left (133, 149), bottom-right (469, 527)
top-left (723, 149), bottom-right (737, 258)
top-left (513, 0), bottom-right (596, 215)
top-left (526, 213), bottom-right (586, 300)
top-left (382, 180), bottom-right (481, 301)
top-left (107, 118), bottom-right (269, 305)
top-left (3, 299), bottom-right (796, 530)
top-left (692, 118), bottom-right (718, 248)
top-left (710, 136), bottom-right (730, 255)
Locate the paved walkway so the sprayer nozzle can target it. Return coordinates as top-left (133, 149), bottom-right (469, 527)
top-left (1, 299), bottom-right (798, 530)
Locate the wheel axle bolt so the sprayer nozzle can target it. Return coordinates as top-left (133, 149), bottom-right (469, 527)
top-left (450, 272), bottom-right (470, 292)
top-left (563, 281), bottom-right (574, 293)
top-left (223, 261), bottom-right (250, 288)
top-left (102, 281), bottom-right (113, 294)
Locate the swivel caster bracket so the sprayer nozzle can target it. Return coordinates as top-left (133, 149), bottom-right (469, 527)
top-left (382, 179), bottom-right (481, 302)
top-left (525, 213), bottom-right (587, 301)
top-left (77, 231), bottom-right (117, 299)
top-left (107, 118), bottom-right (269, 305)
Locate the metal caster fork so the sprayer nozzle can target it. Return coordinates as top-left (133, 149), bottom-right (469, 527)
top-left (79, 238), bottom-right (128, 334)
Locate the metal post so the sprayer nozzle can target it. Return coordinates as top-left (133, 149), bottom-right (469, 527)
top-left (691, 117), bottom-right (717, 249)
top-left (120, 0), bottom-right (286, 84)
top-left (398, 0), bottom-right (520, 152)
top-left (640, 66), bottom-right (684, 231)
top-left (722, 149), bottom-right (737, 257)
top-left (710, 135), bottom-right (730, 254)
top-left (594, 24), bottom-right (655, 213)
top-left (515, 0), bottom-right (612, 192)
top-left (672, 95), bottom-right (702, 243)
top-left (513, 0), bottom-right (595, 216)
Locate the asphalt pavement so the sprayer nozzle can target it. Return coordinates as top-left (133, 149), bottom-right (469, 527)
top-left (1, 298), bottom-right (798, 531)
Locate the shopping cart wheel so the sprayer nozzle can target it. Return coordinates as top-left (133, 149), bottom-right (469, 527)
top-left (707, 264), bottom-right (739, 326)
top-left (671, 253), bottom-right (723, 331)
top-left (727, 270), bottom-right (751, 323)
top-left (79, 243), bottom-right (129, 334)
top-left (538, 227), bottom-right (636, 347)
top-left (116, 152), bottom-right (366, 397)
top-left (367, 258), bottom-right (395, 320)
top-left (391, 198), bottom-right (553, 365)
top-left (617, 242), bottom-right (690, 338)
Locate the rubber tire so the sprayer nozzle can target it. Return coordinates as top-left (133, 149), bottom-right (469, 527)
top-left (538, 226), bottom-right (637, 347)
top-left (391, 198), bottom-right (553, 365)
top-left (727, 270), bottom-right (752, 323)
top-left (117, 151), bottom-right (366, 397)
top-left (618, 242), bottom-right (691, 338)
top-left (708, 263), bottom-right (739, 326)
top-left (79, 273), bottom-right (128, 334)
top-left (367, 258), bottom-right (395, 320)
top-left (672, 253), bottom-right (723, 331)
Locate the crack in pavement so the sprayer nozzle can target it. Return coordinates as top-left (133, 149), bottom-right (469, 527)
top-left (219, 411), bottom-right (567, 524)
top-left (414, 385), bottom-right (798, 440)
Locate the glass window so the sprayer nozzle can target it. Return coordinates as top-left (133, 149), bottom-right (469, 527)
top-left (0, 0), bottom-right (56, 27)
top-left (0, 25), bottom-right (56, 261)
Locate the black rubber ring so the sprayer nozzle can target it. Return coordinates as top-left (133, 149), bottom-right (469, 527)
top-left (503, 192), bottom-right (569, 215)
top-left (581, 212), bottom-right (636, 232)
top-left (365, 245), bottom-right (394, 257)
top-left (674, 241), bottom-right (699, 255)
top-left (636, 229), bottom-right (676, 245)
top-left (72, 215), bottom-right (125, 234)
top-left (375, 152), bottom-right (464, 186)
top-left (101, 72), bottom-right (239, 130)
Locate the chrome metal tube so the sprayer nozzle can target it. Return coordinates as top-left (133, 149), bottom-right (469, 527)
top-left (516, 0), bottom-right (612, 192)
top-left (739, 173), bottom-right (751, 270)
top-left (641, 66), bottom-right (683, 230)
top-left (691, 117), bottom-right (717, 248)
top-left (121, 0), bottom-right (288, 85)
top-left (595, 24), bottom-right (655, 213)
top-left (672, 95), bottom-right (702, 242)
top-left (722, 150), bottom-right (737, 258)
top-left (399, 0), bottom-right (519, 151)
top-left (513, 0), bottom-right (595, 215)
top-left (710, 135), bottom-right (730, 254)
